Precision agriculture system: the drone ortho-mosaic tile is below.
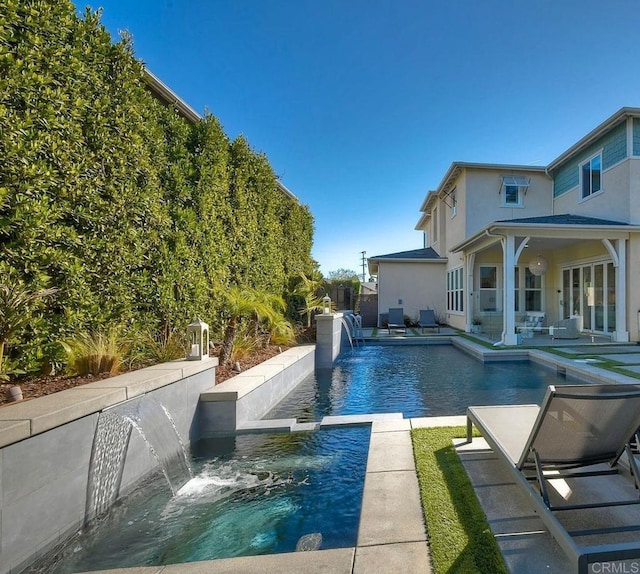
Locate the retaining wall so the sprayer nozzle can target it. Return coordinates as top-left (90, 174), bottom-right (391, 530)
top-left (199, 345), bottom-right (315, 433)
top-left (0, 359), bottom-right (216, 574)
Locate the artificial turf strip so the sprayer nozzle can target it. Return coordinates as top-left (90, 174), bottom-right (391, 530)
top-left (411, 426), bottom-right (508, 574)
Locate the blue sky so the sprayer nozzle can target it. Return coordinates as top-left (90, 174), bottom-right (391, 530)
top-left (86, 0), bottom-right (640, 277)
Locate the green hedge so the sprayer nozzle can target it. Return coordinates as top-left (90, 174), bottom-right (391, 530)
top-left (0, 0), bottom-right (315, 370)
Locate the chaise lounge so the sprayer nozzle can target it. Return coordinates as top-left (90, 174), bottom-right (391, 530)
top-left (387, 307), bottom-right (406, 334)
top-left (467, 384), bottom-right (640, 573)
top-left (417, 309), bottom-right (439, 333)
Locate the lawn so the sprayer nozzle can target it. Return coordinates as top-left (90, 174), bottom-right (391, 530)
top-left (412, 426), bottom-right (508, 574)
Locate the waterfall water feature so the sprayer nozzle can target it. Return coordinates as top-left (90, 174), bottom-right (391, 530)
top-left (339, 316), bottom-right (355, 349)
top-left (340, 313), bottom-right (364, 349)
top-left (87, 396), bottom-right (192, 521)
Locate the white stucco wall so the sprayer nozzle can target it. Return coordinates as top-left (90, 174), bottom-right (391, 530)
top-left (377, 261), bottom-right (446, 325)
top-left (628, 158), bottom-right (640, 222)
top-left (553, 159), bottom-right (632, 222)
top-left (463, 169), bottom-right (552, 238)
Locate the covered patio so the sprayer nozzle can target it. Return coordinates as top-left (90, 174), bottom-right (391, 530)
top-left (452, 215), bottom-right (640, 346)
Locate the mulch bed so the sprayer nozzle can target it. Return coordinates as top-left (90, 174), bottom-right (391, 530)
top-left (0, 344), bottom-right (287, 407)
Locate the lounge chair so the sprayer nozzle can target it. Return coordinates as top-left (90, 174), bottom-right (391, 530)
top-left (466, 384), bottom-right (640, 573)
top-left (417, 309), bottom-right (439, 333)
top-left (387, 308), bottom-right (406, 333)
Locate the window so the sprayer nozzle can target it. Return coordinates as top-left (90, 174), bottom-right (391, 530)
top-left (450, 188), bottom-right (457, 217)
top-left (580, 153), bottom-right (601, 199)
top-left (515, 267), bottom-right (543, 312)
top-left (500, 175), bottom-right (529, 207)
top-left (447, 267), bottom-right (464, 312)
top-left (504, 185), bottom-right (520, 205)
top-left (524, 268), bottom-right (542, 311)
top-left (479, 266), bottom-right (498, 312)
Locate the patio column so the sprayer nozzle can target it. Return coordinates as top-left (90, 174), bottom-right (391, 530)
top-left (466, 252), bottom-right (475, 332)
top-left (503, 235), bottom-right (518, 345)
top-left (614, 238), bottom-right (629, 342)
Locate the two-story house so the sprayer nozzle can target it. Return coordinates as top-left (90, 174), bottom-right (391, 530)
top-left (370, 107), bottom-right (640, 344)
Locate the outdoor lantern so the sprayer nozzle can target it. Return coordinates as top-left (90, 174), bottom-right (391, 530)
top-left (322, 294), bottom-right (332, 315)
top-left (528, 254), bottom-right (549, 276)
top-left (186, 319), bottom-right (209, 361)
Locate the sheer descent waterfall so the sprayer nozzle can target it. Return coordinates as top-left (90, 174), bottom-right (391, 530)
top-left (86, 396), bottom-right (192, 521)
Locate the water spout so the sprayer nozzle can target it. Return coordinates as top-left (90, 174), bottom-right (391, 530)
top-left (339, 316), bottom-right (355, 349)
top-left (86, 396), bottom-right (192, 521)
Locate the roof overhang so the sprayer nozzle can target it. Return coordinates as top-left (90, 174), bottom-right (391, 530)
top-left (547, 107), bottom-right (640, 172)
top-left (452, 220), bottom-right (640, 254)
top-left (414, 211), bottom-right (430, 230)
top-left (143, 68), bottom-right (201, 123)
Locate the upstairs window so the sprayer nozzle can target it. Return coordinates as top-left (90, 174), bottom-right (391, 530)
top-left (450, 188), bottom-right (457, 217)
top-left (500, 175), bottom-right (529, 206)
top-left (581, 153), bottom-right (601, 199)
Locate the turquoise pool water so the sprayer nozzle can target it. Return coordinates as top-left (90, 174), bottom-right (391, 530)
top-left (267, 344), bottom-right (573, 420)
top-left (31, 427), bottom-right (370, 573)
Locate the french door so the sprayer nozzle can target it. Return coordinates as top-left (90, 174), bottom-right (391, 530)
top-left (561, 262), bottom-right (615, 333)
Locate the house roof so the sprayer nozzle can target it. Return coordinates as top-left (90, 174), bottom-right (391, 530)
top-left (367, 247), bottom-right (446, 275)
top-left (452, 213), bottom-right (640, 253)
top-left (496, 214), bottom-right (630, 226)
top-left (369, 247), bottom-right (444, 261)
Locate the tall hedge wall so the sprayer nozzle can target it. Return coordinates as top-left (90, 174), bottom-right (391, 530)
top-left (0, 0), bottom-right (315, 369)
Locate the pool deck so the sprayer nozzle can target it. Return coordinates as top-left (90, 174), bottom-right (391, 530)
top-left (82, 336), bottom-right (640, 574)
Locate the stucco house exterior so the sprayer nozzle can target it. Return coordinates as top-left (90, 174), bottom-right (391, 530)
top-left (367, 248), bottom-right (447, 325)
top-left (371, 107), bottom-right (640, 343)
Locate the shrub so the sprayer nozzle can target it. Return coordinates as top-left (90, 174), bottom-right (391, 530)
top-left (61, 326), bottom-right (130, 376)
top-left (0, 278), bottom-right (57, 380)
top-left (230, 324), bottom-right (260, 363)
top-left (141, 326), bottom-right (187, 364)
top-left (270, 317), bottom-right (296, 346)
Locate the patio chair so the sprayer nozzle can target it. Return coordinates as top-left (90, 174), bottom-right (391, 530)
top-left (466, 384), bottom-right (640, 573)
top-left (387, 307), bottom-right (406, 333)
top-left (417, 309), bottom-right (439, 333)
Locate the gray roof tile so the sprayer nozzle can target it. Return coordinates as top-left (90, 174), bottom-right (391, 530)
top-left (370, 247), bottom-right (444, 260)
top-left (496, 213), bottom-right (629, 226)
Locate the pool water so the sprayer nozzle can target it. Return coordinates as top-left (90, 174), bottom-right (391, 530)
top-left (33, 344), bottom-right (573, 572)
top-left (31, 427), bottom-right (370, 573)
top-left (267, 345), bottom-right (572, 420)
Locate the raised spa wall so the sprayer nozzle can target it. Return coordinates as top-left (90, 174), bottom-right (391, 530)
top-left (0, 344), bottom-right (315, 574)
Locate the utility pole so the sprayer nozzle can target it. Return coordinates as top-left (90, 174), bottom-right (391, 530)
top-left (360, 251), bottom-right (366, 283)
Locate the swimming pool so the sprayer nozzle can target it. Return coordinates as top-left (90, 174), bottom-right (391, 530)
top-left (30, 343), bottom-right (572, 572)
top-left (266, 345), bottom-right (573, 420)
top-left (29, 427), bottom-right (370, 573)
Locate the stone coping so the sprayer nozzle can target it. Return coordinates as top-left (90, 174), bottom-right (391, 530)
top-left (199, 345), bottom-right (315, 402)
top-left (0, 357), bottom-right (218, 448)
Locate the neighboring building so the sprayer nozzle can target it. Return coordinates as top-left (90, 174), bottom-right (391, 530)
top-left (143, 68), bottom-right (299, 203)
top-left (367, 248), bottom-right (447, 326)
top-left (373, 107), bottom-right (640, 343)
